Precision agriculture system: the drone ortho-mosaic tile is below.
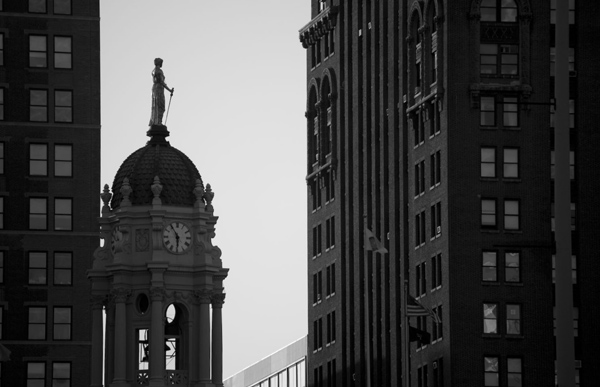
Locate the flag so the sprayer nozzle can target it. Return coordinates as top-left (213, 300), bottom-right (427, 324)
top-left (407, 295), bottom-right (441, 324)
top-left (365, 228), bottom-right (388, 254)
top-left (409, 326), bottom-right (431, 345)
top-left (0, 343), bottom-right (11, 361)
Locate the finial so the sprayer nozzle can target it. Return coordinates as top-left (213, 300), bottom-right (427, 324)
top-left (193, 179), bottom-right (205, 209)
top-left (120, 177), bottom-right (132, 207)
top-left (204, 183), bottom-right (214, 212)
top-left (151, 176), bottom-right (163, 205)
top-left (100, 184), bottom-right (112, 214)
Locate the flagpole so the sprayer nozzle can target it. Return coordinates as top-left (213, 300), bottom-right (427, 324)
top-left (364, 217), bottom-right (372, 387)
top-left (403, 280), bottom-right (410, 387)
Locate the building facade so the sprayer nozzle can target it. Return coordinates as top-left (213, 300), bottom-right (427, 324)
top-left (300, 0), bottom-right (599, 386)
top-left (0, 1), bottom-right (100, 386)
top-left (224, 337), bottom-right (307, 387)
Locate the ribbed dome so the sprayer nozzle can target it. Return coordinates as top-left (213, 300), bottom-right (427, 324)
top-left (110, 126), bottom-right (203, 209)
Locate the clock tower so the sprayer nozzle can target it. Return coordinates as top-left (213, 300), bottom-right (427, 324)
top-left (88, 124), bottom-right (228, 387)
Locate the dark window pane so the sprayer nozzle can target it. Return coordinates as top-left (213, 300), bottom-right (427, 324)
top-left (29, 0), bottom-right (46, 13)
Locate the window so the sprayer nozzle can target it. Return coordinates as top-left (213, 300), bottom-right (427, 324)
top-left (505, 252), bottom-right (520, 282)
top-left (417, 364), bottom-right (428, 387)
top-left (27, 362), bottom-right (46, 386)
top-left (313, 317), bottom-right (323, 351)
top-left (481, 147), bottom-right (496, 178)
top-left (29, 252), bottom-right (47, 285)
top-left (324, 169), bottom-right (335, 203)
top-left (480, 96), bottom-right (496, 126)
top-left (550, 99), bottom-right (575, 128)
top-left (0, 306), bottom-right (3, 339)
top-left (484, 357), bottom-right (499, 386)
top-left (29, 197), bottom-right (48, 230)
top-left (481, 199), bottom-right (497, 228)
top-left (481, 44), bottom-right (518, 75)
top-left (506, 304), bottom-right (521, 335)
top-left (312, 224), bottom-right (322, 257)
top-left (550, 47), bottom-right (575, 77)
top-left (29, 35), bottom-right (47, 67)
top-left (314, 365), bottom-right (323, 387)
top-left (53, 307), bottom-right (71, 340)
top-left (483, 303), bottom-right (498, 334)
top-left (481, 0), bottom-right (518, 22)
top-left (431, 253), bottom-right (442, 289)
top-left (504, 200), bottom-right (519, 230)
top-left (326, 311), bottom-right (336, 344)
top-left (416, 315), bottom-right (428, 347)
top-left (54, 252), bottom-right (72, 285)
top-left (503, 97), bottom-right (519, 127)
top-left (482, 251), bottom-right (497, 282)
top-left (432, 305), bottom-right (443, 342)
top-left (430, 150), bottom-right (441, 187)
top-left (553, 307), bottom-right (579, 337)
top-left (30, 143), bottom-right (48, 176)
top-left (507, 358), bottom-right (522, 387)
top-left (54, 0), bottom-right (71, 15)
top-left (311, 179), bottom-right (321, 211)
top-left (326, 359), bottom-right (336, 387)
top-left (54, 144), bottom-right (72, 177)
top-left (552, 255), bottom-right (577, 284)
top-left (416, 261), bottom-right (427, 297)
top-left (30, 89), bottom-right (48, 122)
top-left (52, 363), bottom-right (71, 387)
top-left (0, 197), bottom-right (3, 229)
top-left (326, 263), bottom-right (335, 297)
top-left (551, 0), bottom-right (575, 24)
top-left (433, 358), bottom-right (444, 387)
top-left (415, 160), bottom-right (425, 196)
top-left (551, 202), bottom-right (577, 231)
top-left (0, 33), bottom-right (4, 66)
top-left (550, 150), bottom-right (575, 180)
top-left (29, 0), bottom-right (46, 13)
top-left (54, 36), bottom-right (72, 69)
top-left (28, 307), bottom-right (47, 339)
top-left (430, 202), bottom-right (442, 238)
top-left (0, 88), bottom-right (4, 120)
top-left (313, 271), bottom-right (322, 304)
top-left (503, 148), bottom-right (519, 178)
top-left (415, 211), bottom-right (426, 247)
top-left (325, 216), bottom-right (335, 250)
top-left (54, 198), bottom-right (72, 231)
top-left (0, 142), bottom-right (3, 175)
top-left (54, 90), bottom-right (72, 122)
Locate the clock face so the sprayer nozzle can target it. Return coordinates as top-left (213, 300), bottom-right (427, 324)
top-left (111, 226), bottom-right (122, 255)
top-left (163, 222), bottom-right (191, 254)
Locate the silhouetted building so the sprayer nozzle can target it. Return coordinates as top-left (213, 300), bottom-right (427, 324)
top-left (89, 124), bottom-right (228, 387)
top-left (0, 1), bottom-right (100, 386)
top-left (224, 337), bottom-right (307, 387)
top-left (300, 0), bottom-right (599, 386)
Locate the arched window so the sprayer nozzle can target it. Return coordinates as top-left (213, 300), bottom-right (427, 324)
top-left (321, 79), bottom-right (332, 159)
top-left (307, 86), bottom-right (319, 169)
top-left (409, 10), bottom-right (423, 96)
top-left (481, 0), bottom-right (518, 22)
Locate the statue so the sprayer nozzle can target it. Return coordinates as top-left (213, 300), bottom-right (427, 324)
top-left (149, 58), bottom-right (174, 126)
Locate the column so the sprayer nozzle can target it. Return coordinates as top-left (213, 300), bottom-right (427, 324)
top-left (111, 289), bottom-right (130, 386)
top-left (197, 290), bottom-right (212, 384)
top-left (90, 297), bottom-right (105, 387)
top-left (149, 287), bottom-right (166, 387)
top-left (211, 293), bottom-right (225, 386)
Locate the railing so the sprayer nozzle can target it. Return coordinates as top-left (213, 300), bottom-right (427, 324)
top-left (136, 370), bottom-right (189, 385)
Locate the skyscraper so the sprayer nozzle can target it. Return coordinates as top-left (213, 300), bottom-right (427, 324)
top-left (0, 1), bottom-right (100, 385)
top-left (300, 1), bottom-right (599, 386)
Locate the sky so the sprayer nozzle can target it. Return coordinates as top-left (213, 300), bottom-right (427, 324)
top-left (100, 1), bottom-right (310, 378)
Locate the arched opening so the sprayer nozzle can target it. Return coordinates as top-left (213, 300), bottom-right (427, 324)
top-left (321, 78), bottom-right (332, 160)
top-left (409, 10), bottom-right (423, 96)
top-left (307, 86), bottom-right (319, 170)
top-left (165, 303), bottom-right (184, 372)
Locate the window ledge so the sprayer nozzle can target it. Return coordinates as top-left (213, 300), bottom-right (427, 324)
top-left (506, 335), bottom-right (524, 340)
top-left (481, 281), bottom-right (501, 286)
top-left (504, 230), bottom-right (522, 234)
top-left (480, 126), bottom-right (499, 130)
top-left (481, 229), bottom-right (500, 233)
top-left (480, 177), bottom-right (499, 182)
top-left (505, 282), bottom-right (524, 287)
top-left (503, 178), bottom-right (521, 183)
top-left (482, 334), bottom-right (501, 339)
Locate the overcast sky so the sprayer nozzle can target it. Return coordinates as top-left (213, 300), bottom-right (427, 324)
top-left (101, 1), bottom-right (309, 378)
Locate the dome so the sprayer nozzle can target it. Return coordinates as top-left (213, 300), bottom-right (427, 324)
top-left (110, 125), bottom-right (204, 209)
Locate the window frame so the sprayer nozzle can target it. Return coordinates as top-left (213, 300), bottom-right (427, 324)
top-left (29, 89), bottom-right (48, 122)
top-left (54, 89), bottom-right (73, 123)
top-left (27, 362), bottom-right (46, 387)
top-left (29, 143), bottom-right (48, 176)
top-left (481, 198), bottom-right (497, 229)
top-left (484, 356), bottom-right (500, 386)
top-left (505, 251), bottom-right (521, 282)
top-left (28, 306), bottom-right (47, 340)
top-left (483, 303), bottom-right (498, 334)
top-left (29, 35), bottom-right (48, 68)
top-left (54, 0), bottom-right (72, 15)
top-left (481, 147), bottom-right (496, 178)
top-left (482, 251), bottom-right (498, 282)
top-left (480, 96), bottom-right (496, 127)
top-left (506, 304), bottom-right (521, 335)
top-left (52, 362), bottom-right (72, 387)
top-left (29, 197), bottom-right (48, 230)
top-left (53, 306), bottom-right (72, 340)
top-left (504, 199), bottom-right (520, 230)
top-left (54, 36), bottom-right (72, 69)
top-left (507, 358), bottom-right (522, 387)
top-left (54, 252), bottom-right (72, 286)
top-left (54, 197), bottom-right (72, 231)
top-left (480, 0), bottom-right (518, 23)
top-left (28, 251), bottom-right (48, 285)
top-left (503, 148), bottom-right (519, 178)
top-left (54, 144), bottom-right (73, 177)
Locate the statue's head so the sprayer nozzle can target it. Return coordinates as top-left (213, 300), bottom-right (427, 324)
top-left (154, 58), bottom-right (163, 67)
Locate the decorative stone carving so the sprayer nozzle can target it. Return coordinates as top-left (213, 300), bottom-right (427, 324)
top-left (193, 179), bottom-right (205, 208)
top-left (150, 287), bottom-right (166, 302)
top-left (210, 246), bottom-right (222, 261)
top-left (91, 295), bottom-right (107, 309)
top-left (120, 178), bottom-right (132, 207)
top-left (203, 184), bottom-right (214, 212)
top-left (136, 229), bottom-right (150, 252)
top-left (112, 288), bottom-right (131, 303)
top-left (100, 184), bottom-right (112, 215)
top-left (194, 289), bottom-right (213, 304)
top-left (194, 238), bottom-right (206, 257)
top-left (210, 292), bottom-right (226, 307)
top-left (151, 176), bottom-right (163, 205)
